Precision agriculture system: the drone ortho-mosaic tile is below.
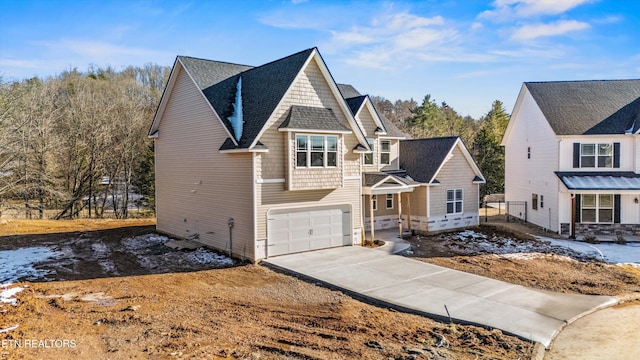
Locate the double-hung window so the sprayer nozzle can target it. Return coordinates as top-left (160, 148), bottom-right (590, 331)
top-left (386, 194), bottom-right (393, 209)
top-left (582, 194), bottom-right (613, 223)
top-left (532, 194), bottom-right (538, 210)
top-left (364, 138), bottom-right (374, 165)
top-left (580, 143), bottom-right (612, 168)
top-left (446, 189), bottom-right (463, 214)
top-left (296, 135), bottom-right (338, 167)
top-left (372, 195), bottom-right (377, 211)
top-left (380, 140), bottom-right (390, 165)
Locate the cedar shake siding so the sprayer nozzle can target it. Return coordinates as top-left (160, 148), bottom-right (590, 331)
top-left (154, 66), bottom-right (255, 260)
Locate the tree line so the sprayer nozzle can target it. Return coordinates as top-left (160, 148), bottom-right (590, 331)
top-left (0, 65), bottom-right (168, 219)
top-left (0, 64), bottom-right (506, 219)
top-left (372, 95), bottom-right (509, 199)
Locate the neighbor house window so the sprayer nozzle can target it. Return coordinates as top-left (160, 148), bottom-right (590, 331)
top-left (372, 195), bottom-right (377, 211)
top-left (386, 194), bottom-right (393, 209)
top-left (540, 195), bottom-right (544, 209)
top-left (380, 140), bottom-right (390, 165)
top-left (527, 147), bottom-right (531, 159)
top-left (532, 194), bottom-right (538, 210)
top-left (582, 194), bottom-right (613, 223)
top-left (296, 135), bottom-right (338, 168)
top-left (581, 143), bottom-right (612, 168)
top-left (364, 138), bottom-right (374, 165)
top-left (446, 189), bottom-right (463, 214)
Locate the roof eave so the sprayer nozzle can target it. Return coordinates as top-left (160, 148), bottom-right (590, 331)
top-left (278, 128), bottom-right (352, 134)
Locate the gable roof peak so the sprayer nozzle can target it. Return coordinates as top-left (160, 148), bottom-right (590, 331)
top-left (523, 79), bottom-right (640, 135)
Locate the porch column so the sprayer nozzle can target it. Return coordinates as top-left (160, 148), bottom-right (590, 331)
top-left (369, 194), bottom-right (375, 242)
top-left (570, 195), bottom-right (576, 239)
top-left (397, 192), bottom-right (402, 238)
top-left (406, 193), bottom-right (412, 232)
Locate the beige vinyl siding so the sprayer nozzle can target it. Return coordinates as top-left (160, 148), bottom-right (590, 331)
top-left (258, 57), bottom-right (355, 182)
top-left (155, 66), bottom-right (255, 260)
top-left (363, 194), bottom-right (398, 216)
top-left (256, 178), bottom-right (361, 240)
top-left (288, 134), bottom-right (342, 190)
top-left (380, 138), bottom-right (400, 171)
top-left (404, 186), bottom-right (427, 217)
top-left (253, 55), bottom-right (363, 255)
top-left (357, 107), bottom-right (379, 137)
top-left (429, 146), bottom-right (479, 216)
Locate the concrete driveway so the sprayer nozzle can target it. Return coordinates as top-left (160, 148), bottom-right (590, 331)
top-left (263, 239), bottom-right (617, 348)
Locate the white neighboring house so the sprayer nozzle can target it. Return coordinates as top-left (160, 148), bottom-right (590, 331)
top-left (502, 80), bottom-right (640, 238)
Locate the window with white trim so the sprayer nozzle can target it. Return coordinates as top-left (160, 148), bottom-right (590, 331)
top-left (446, 189), bottom-right (463, 214)
top-left (581, 143), bottom-right (612, 168)
top-left (532, 194), bottom-right (538, 210)
top-left (372, 195), bottom-right (377, 211)
top-left (582, 194), bottom-right (613, 223)
top-left (364, 138), bottom-right (374, 165)
top-left (380, 140), bottom-right (390, 165)
top-left (295, 135), bottom-right (338, 168)
top-left (386, 194), bottom-right (393, 209)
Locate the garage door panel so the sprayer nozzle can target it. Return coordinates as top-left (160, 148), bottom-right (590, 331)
top-left (267, 205), bottom-right (352, 257)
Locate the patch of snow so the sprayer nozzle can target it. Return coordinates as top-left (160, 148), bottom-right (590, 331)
top-left (186, 248), bottom-right (234, 266)
top-left (456, 230), bottom-right (487, 240)
top-left (0, 246), bottom-right (63, 283)
top-left (121, 234), bottom-right (169, 251)
top-left (91, 242), bottom-right (110, 258)
top-left (1, 284), bottom-right (24, 306)
top-left (537, 236), bottom-right (640, 265)
top-left (98, 259), bottom-right (118, 274)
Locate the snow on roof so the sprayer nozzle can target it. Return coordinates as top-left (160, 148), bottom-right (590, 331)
top-left (556, 172), bottom-right (640, 190)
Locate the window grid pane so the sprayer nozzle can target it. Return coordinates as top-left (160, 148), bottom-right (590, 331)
top-left (311, 136), bottom-right (324, 150)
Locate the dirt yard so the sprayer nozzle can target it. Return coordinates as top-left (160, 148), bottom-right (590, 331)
top-left (1, 220), bottom-right (533, 359)
top-left (2, 220), bottom-right (639, 359)
top-left (404, 224), bottom-right (640, 298)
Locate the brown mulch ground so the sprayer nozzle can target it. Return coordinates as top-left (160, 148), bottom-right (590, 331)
top-left (405, 224), bottom-right (640, 297)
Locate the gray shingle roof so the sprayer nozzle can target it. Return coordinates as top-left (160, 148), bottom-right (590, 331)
top-left (183, 48), bottom-right (316, 148)
top-left (345, 96), bottom-right (366, 116)
top-left (178, 56), bottom-right (252, 89)
top-left (525, 80), bottom-right (640, 135)
top-left (379, 114), bottom-right (408, 138)
top-left (339, 84), bottom-right (408, 139)
top-left (400, 137), bottom-right (459, 183)
top-left (337, 84), bottom-right (362, 99)
top-left (279, 105), bottom-right (350, 132)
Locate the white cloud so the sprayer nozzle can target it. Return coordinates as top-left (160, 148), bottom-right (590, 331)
top-left (480, 0), bottom-right (594, 20)
top-left (510, 20), bottom-right (590, 40)
top-left (40, 39), bottom-right (169, 60)
top-left (471, 22), bottom-right (484, 30)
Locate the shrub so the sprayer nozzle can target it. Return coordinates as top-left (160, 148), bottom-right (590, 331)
top-left (582, 234), bottom-right (599, 244)
top-left (615, 232), bottom-right (627, 245)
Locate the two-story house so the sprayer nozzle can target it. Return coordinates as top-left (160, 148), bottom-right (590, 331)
top-left (502, 80), bottom-right (640, 238)
top-left (149, 48), bottom-right (484, 261)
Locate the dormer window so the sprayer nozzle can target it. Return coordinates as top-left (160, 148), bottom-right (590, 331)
top-left (296, 134), bottom-right (338, 168)
top-left (364, 138), bottom-right (374, 165)
top-left (380, 140), bottom-right (391, 165)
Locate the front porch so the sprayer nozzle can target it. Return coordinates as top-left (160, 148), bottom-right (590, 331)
top-left (362, 172), bottom-right (418, 242)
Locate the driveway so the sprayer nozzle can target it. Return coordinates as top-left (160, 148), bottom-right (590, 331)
top-left (263, 235), bottom-right (617, 348)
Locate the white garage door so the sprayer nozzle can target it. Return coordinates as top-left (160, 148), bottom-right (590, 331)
top-left (267, 205), bottom-right (351, 257)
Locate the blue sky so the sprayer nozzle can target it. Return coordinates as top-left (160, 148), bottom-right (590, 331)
top-left (1, 0), bottom-right (638, 118)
